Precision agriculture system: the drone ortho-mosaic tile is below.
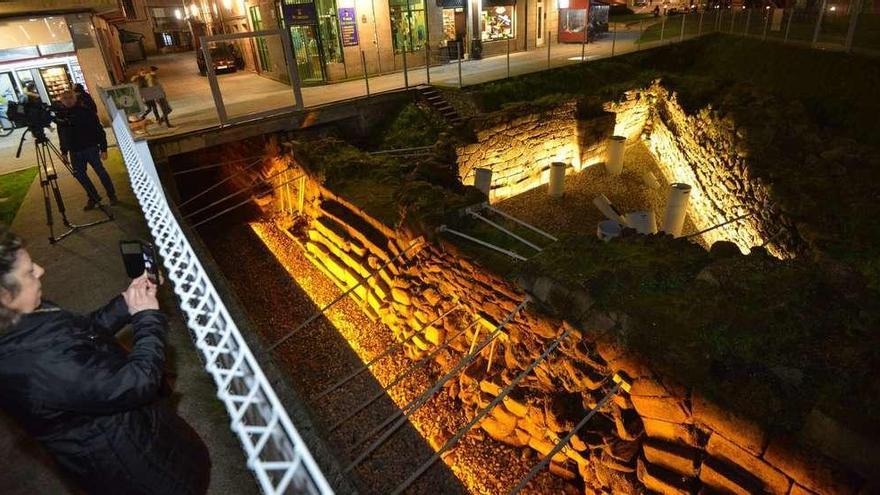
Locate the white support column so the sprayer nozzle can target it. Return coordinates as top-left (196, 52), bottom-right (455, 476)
top-left (605, 136), bottom-right (626, 176)
top-left (474, 167), bottom-right (493, 197)
top-left (661, 183), bottom-right (692, 237)
top-left (548, 162), bottom-right (566, 198)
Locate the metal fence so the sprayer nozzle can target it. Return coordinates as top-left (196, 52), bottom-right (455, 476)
top-left (103, 94), bottom-right (333, 495)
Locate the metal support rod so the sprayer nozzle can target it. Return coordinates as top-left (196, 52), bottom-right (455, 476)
top-left (457, 41), bottom-right (463, 88)
top-left (183, 168), bottom-right (298, 220)
top-left (547, 30), bottom-right (551, 69)
top-left (660, 15), bottom-right (666, 42)
top-left (507, 36), bottom-right (511, 78)
top-left (390, 328), bottom-right (573, 495)
top-left (425, 43), bottom-right (431, 84)
top-left (470, 211), bottom-right (543, 251)
top-left (581, 8), bottom-right (588, 61)
top-left (785, 8), bottom-right (794, 43)
top-left (327, 317), bottom-right (478, 432)
top-left (371, 145), bottom-right (435, 155)
top-left (402, 47), bottom-right (409, 89)
top-left (813, 0), bottom-right (828, 46)
top-left (312, 305), bottom-right (460, 401)
top-left (845, 0), bottom-right (864, 51)
top-left (680, 12), bottom-right (687, 41)
top-left (730, 8), bottom-right (736, 33)
top-left (508, 383), bottom-right (622, 495)
top-left (611, 22), bottom-right (617, 56)
top-left (173, 156), bottom-right (263, 176)
top-left (189, 172), bottom-right (303, 228)
top-left (637, 19), bottom-right (644, 51)
top-left (683, 212), bottom-right (754, 239)
top-left (745, 8), bottom-right (752, 36)
top-left (361, 51), bottom-right (371, 96)
top-left (267, 240), bottom-right (422, 351)
top-left (763, 9), bottom-right (770, 40)
top-left (178, 158), bottom-right (265, 208)
top-left (484, 205), bottom-right (559, 241)
top-left (343, 299), bottom-right (529, 472)
top-left (439, 226), bottom-right (528, 261)
top-left (698, 11), bottom-right (704, 36)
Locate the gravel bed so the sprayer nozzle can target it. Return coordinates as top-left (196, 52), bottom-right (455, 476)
top-left (202, 221), bottom-right (566, 494)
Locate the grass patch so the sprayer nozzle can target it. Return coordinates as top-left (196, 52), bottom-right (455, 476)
top-left (368, 102), bottom-right (447, 151)
top-left (0, 167), bottom-right (37, 225)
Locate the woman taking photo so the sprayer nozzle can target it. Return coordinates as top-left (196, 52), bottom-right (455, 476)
top-left (0, 227), bottom-right (210, 495)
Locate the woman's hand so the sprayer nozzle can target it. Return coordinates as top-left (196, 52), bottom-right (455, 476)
top-left (122, 274), bottom-right (159, 315)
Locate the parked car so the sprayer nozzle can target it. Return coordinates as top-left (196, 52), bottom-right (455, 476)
top-left (196, 43), bottom-right (245, 76)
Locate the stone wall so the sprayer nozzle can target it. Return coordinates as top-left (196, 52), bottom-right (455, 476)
top-left (278, 174), bottom-right (864, 494)
top-left (456, 100), bottom-right (614, 202)
top-left (609, 83), bottom-right (805, 259)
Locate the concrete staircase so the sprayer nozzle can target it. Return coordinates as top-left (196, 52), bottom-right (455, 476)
top-left (417, 86), bottom-right (464, 128)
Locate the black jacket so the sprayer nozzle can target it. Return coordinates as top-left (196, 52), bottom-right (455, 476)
top-left (0, 297), bottom-right (210, 495)
top-left (58, 104), bottom-right (107, 154)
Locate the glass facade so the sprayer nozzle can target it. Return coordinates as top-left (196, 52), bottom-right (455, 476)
top-left (316, 0), bottom-right (343, 64)
top-left (482, 3), bottom-right (515, 41)
top-left (249, 6), bottom-right (272, 71)
top-left (389, 0), bottom-right (428, 53)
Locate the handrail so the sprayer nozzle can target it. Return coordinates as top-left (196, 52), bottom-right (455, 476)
top-left (103, 95), bottom-right (333, 495)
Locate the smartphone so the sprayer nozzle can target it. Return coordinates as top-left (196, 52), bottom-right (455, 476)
top-left (120, 240), bottom-right (161, 285)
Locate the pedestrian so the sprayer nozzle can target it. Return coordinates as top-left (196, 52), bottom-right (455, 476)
top-left (57, 90), bottom-right (117, 209)
top-left (132, 67), bottom-right (173, 128)
top-left (0, 226), bottom-right (211, 495)
top-left (73, 83), bottom-right (98, 114)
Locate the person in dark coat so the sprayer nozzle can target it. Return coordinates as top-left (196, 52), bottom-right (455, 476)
top-left (73, 83), bottom-right (98, 114)
top-left (58, 90), bottom-right (117, 209)
top-left (0, 227), bottom-right (211, 495)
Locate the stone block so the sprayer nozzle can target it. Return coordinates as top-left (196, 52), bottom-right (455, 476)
top-left (630, 395), bottom-right (691, 424)
top-left (481, 416), bottom-right (515, 441)
top-left (630, 377), bottom-right (673, 398)
top-left (491, 405), bottom-right (519, 430)
top-left (700, 456), bottom-right (765, 495)
top-left (643, 438), bottom-right (701, 477)
top-left (763, 437), bottom-right (860, 495)
top-left (636, 457), bottom-right (692, 495)
top-left (642, 417), bottom-right (698, 446)
top-left (789, 484), bottom-right (817, 495)
top-left (706, 434), bottom-right (791, 495)
top-left (502, 395), bottom-right (529, 418)
top-left (692, 393), bottom-right (767, 456)
top-left (529, 437), bottom-right (567, 464)
top-left (802, 408), bottom-right (880, 478)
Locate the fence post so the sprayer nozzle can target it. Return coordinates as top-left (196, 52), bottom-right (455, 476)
top-left (812, 0), bottom-right (828, 47)
top-left (745, 8), bottom-right (752, 36)
top-left (660, 15), bottom-right (667, 42)
top-left (457, 41), bottom-right (463, 88)
top-left (637, 19), bottom-right (644, 50)
top-left (297, 175), bottom-right (306, 214)
top-left (680, 13), bottom-right (686, 42)
top-left (785, 8), bottom-right (794, 43)
top-left (425, 43), bottom-right (430, 84)
top-left (730, 8), bottom-right (736, 33)
top-left (762, 8), bottom-right (770, 40)
top-left (845, 0), bottom-right (863, 52)
top-left (402, 47), bottom-right (409, 88)
top-left (698, 10), bottom-right (704, 36)
top-left (507, 35), bottom-right (511, 77)
top-left (611, 21), bottom-right (617, 56)
top-left (547, 30), bottom-right (552, 68)
top-left (582, 8), bottom-right (588, 61)
top-left (361, 51), bottom-right (370, 96)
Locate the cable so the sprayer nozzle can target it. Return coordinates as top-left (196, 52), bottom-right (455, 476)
top-left (173, 155), bottom-right (264, 176)
top-left (183, 167), bottom-right (298, 220)
top-left (178, 157), bottom-right (268, 208)
top-left (189, 172), bottom-right (303, 229)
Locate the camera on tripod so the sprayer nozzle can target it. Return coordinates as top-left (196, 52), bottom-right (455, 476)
top-left (5, 100), bottom-right (68, 141)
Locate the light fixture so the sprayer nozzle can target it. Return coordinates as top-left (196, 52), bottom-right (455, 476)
top-left (829, 5), bottom-right (837, 11)
top-left (174, 8), bottom-right (182, 19)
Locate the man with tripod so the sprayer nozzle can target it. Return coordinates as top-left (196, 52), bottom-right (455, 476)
top-left (58, 90), bottom-right (117, 210)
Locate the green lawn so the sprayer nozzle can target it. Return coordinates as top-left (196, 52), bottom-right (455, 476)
top-left (0, 167), bottom-right (37, 226)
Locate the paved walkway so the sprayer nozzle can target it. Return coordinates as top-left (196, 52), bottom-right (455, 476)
top-left (127, 28), bottom-right (658, 140)
top-left (0, 149), bottom-right (260, 495)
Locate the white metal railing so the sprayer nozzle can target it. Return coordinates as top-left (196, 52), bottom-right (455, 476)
top-left (103, 96), bottom-right (333, 495)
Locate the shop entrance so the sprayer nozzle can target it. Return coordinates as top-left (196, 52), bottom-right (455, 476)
top-left (289, 25), bottom-right (325, 84)
top-left (442, 7), bottom-right (467, 59)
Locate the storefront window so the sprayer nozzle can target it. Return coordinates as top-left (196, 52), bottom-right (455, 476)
top-left (481, 3), bottom-right (515, 41)
top-left (389, 0), bottom-right (427, 53)
top-left (316, 0), bottom-right (343, 64)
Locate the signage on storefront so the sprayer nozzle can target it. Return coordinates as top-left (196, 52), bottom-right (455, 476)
top-left (281, 2), bottom-right (317, 26)
top-left (338, 7), bottom-right (359, 46)
top-left (437, 0), bottom-right (466, 8)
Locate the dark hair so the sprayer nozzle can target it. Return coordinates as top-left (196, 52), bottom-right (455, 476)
top-left (0, 226), bottom-right (24, 331)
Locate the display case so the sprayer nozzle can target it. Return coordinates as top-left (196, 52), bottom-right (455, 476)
top-left (39, 65), bottom-right (73, 103)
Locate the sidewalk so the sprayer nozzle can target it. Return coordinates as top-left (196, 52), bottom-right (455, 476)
top-left (129, 28), bottom-right (645, 139)
top-left (0, 149), bottom-right (260, 495)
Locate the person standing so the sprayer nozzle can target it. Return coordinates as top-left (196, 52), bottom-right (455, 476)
top-left (0, 227), bottom-right (211, 495)
top-left (57, 90), bottom-right (117, 209)
top-left (132, 67), bottom-right (172, 128)
top-left (73, 83), bottom-right (98, 114)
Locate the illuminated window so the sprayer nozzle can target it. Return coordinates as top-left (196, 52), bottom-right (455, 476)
top-left (389, 0), bottom-right (427, 53)
top-left (481, 3), bottom-right (515, 41)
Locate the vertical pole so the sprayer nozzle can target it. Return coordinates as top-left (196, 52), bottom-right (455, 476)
top-left (402, 47), bottom-right (409, 88)
top-left (680, 12), bottom-right (686, 41)
top-left (730, 8), bottom-right (736, 33)
top-left (745, 8), bottom-right (751, 36)
top-left (506, 35), bottom-right (511, 78)
top-left (637, 19), bottom-right (643, 50)
top-left (698, 10), bottom-right (704, 36)
top-left (425, 43), bottom-right (430, 84)
top-left (582, 7), bottom-right (588, 61)
top-left (785, 8), bottom-right (793, 43)
top-left (457, 41), bottom-right (463, 88)
top-left (297, 175), bottom-right (306, 214)
top-left (763, 8), bottom-right (770, 40)
top-left (845, 0), bottom-right (864, 52)
top-left (280, 28), bottom-right (304, 111)
top-left (547, 29), bottom-right (551, 68)
top-left (660, 14), bottom-right (666, 42)
top-left (611, 21), bottom-right (617, 56)
top-left (812, 0), bottom-right (828, 47)
top-left (361, 51), bottom-right (370, 96)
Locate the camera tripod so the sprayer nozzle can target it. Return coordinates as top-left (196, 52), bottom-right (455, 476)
top-left (16, 126), bottom-right (114, 244)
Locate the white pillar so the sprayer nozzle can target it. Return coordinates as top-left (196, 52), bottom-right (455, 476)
top-left (593, 194), bottom-right (628, 224)
top-left (474, 168), bottom-right (493, 197)
top-left (662, 183), bottom-right (692, 237)
top-left (605, 136), bottom-right (626, 176)
top-left (625, 210), bottom-right (657, 234)
top-left (548, 162), bottom-right (566, 198)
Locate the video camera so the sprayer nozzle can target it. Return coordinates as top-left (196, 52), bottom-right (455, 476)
top-left (5, 99), bottom-right (68, 137)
